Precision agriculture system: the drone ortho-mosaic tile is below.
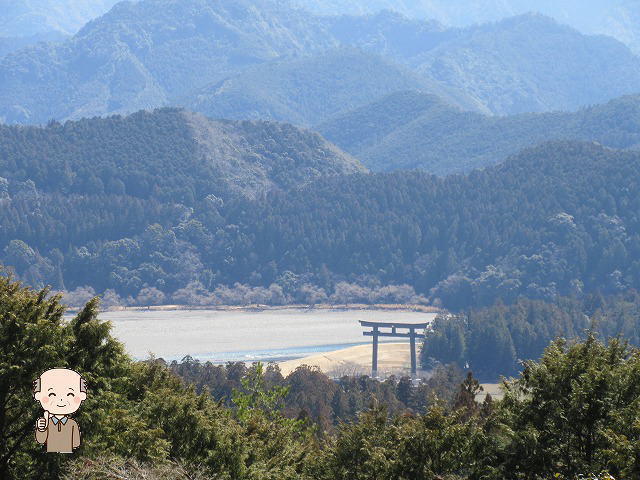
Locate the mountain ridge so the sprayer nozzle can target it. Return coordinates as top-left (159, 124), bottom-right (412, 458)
top-left (292, 0), bottom-right (640, 53)
top-left (0, 107), bottom-right (365, 202)
top-left (1, 1), bottom-right (639, 124)
top-left (185, 48), bottom-right (484, 126)
top-left (317, 91), bottom-right (640, 174)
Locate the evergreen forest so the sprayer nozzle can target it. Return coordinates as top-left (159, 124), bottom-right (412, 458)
top-left (2, 120), bottom-right (639, 313)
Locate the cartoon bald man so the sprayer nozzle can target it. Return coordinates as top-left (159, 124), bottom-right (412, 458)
top-left (33, 368), bottom-right (87, 453)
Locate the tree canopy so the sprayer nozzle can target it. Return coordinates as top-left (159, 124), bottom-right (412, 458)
top-left (2, 137), bottom-right (640, 310)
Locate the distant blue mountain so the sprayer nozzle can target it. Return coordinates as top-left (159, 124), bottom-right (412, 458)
top-left (1, 0), bottom-right (639, 124)
top-left (0, 0), bottom-right (339, 123)
top-left (0, 32), bottom-right (68, 60)
top-left (0, 0), bottom-right (121, 37)
top-left (317, 91), bottom-right (640, 174)
top-left (185, 48), bottom-right (481, 126)
top-left (410, 13), bottom-right (640, 114)
top-left (293, 0), bottom-right (640, 53)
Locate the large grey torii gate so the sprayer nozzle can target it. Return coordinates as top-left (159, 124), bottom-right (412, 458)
top-left (359, 320), bottom-right (429, 377)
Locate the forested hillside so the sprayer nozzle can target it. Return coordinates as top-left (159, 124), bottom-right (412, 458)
top-left (2, 130), bottom-right (639, 310)
top-left (0, 108), bottom-right (362, 202)
top-left (2, 0), bottom-right (640, 124)
top-left (0, 108), bottom-right (366, 297)
top-left (233, 141), bottom-right (640, 308)
top-left (322, 11), bottom-right (640, 114)
top-left (422, 291), bottom-right (640, 380)
top-left (317, 91), bottom-right (640, 174)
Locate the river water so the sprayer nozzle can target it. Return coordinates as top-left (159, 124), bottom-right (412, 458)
top-left (70, 308), bottom-right (437, 363)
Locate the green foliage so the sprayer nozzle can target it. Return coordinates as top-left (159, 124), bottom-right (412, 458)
top-left (489, 335), bottom-right (640, 479)
top-left (0, 272), bottom-right (68, 478)
top-left (422, 291), bottom-right (640, 381)
top-left (308, 402), bottom-right (484, 480)
top-left (231, 362), bottom-right (317, 480)
top-left (170, 358), bottom-right (464, 437)
top-left (232, 362), bottom-right (297, 426)
top-left (453, 371), bottom-right (484, 415)
top-left (89, 334), bottom-right (640, 479)
top-left (0, 272), bottom-right (160, 478)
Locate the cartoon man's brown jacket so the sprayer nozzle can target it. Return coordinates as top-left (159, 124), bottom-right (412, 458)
top-left (35, 413), bottom-right (81, 453)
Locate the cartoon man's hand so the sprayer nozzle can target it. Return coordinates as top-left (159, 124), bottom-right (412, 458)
top-left (36, 410), bottom-right (49, 431)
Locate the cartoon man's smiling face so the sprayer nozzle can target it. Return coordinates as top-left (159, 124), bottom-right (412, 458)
top-left (33, 368), bottom-right (87, 415)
